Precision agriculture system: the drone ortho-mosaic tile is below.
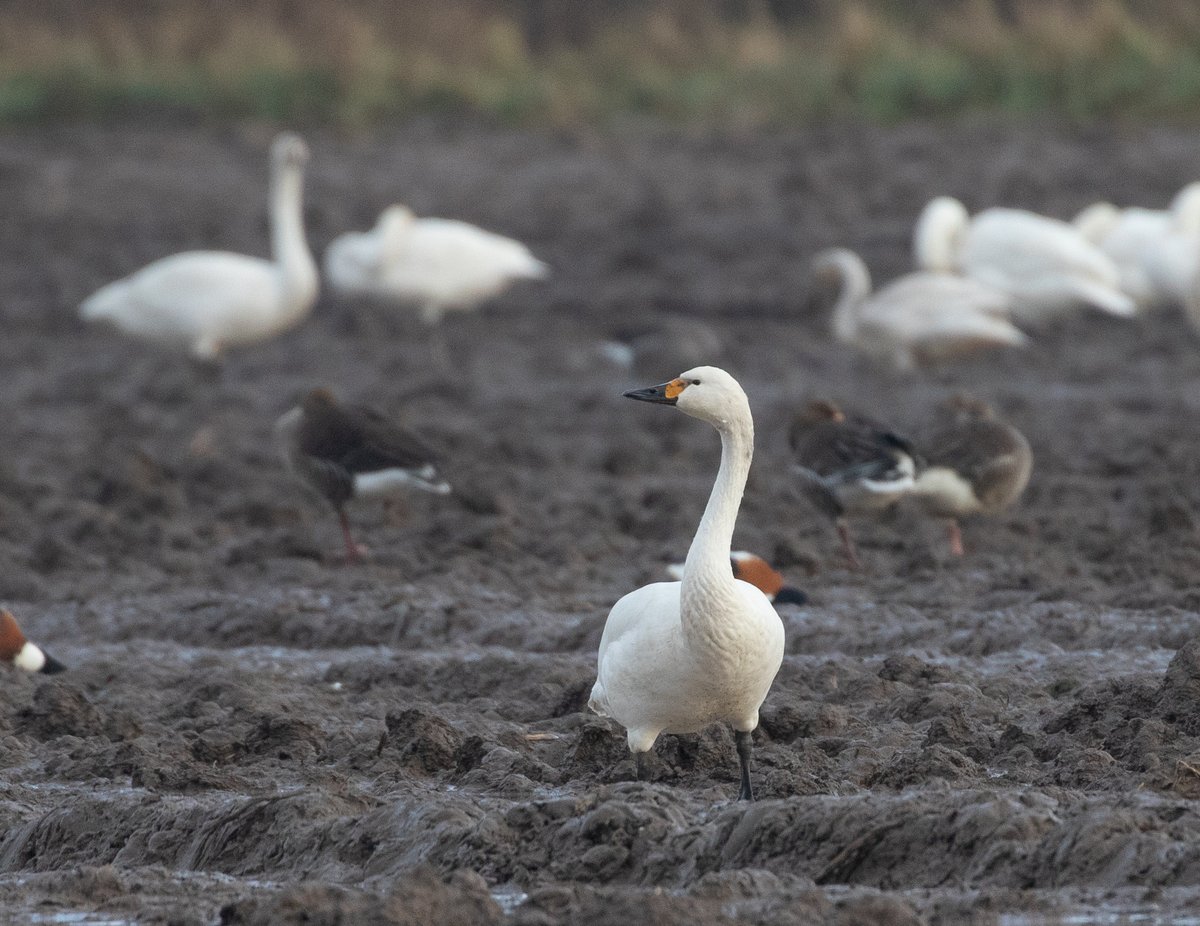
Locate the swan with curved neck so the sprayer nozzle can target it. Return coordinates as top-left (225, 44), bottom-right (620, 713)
top-left (1171, 182), bottom-right (1200, 236)
top-left (80, 133), bottom-right (318, 359)
top-left (588, 366), bottom-right (784, 801)
top-left (814, 247), bottom-right (1026, 370)
top-left (913, 196), bottom-right (970, 274)
top-left (323, 204), bottom-right (548, 324)
top-left (913, 196), bottom-right (1135, 322)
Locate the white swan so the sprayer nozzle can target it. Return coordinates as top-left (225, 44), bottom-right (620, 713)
top-left (1076, 183), bottom-right (1200, 243)
top-left (1173, 183), bottom-right (1200, 236)
top-left (80, 134), bottom-right (318, 360)
top-left (589, 366), bottom-right (785, 801)
top-left (813, 248), bottom-right (1027, 370)
top-left (323, 206), bottom-right (548, 324)
top-left (914, 196), bottom-right (1136, 323)
top-left (1073, 194), bottom-right (1200, 317)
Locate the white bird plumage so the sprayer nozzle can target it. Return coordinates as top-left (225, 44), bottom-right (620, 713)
top-left (323, 205), bottom-right (548, 324)
top-left (814, 247), bottom-right (1028, 370)
top-left (80, 133), bottom-right (318, 359)
top-left (589, 366), bottom-right (784, 801)
top-left (914, 196), bottom-right (1136, 323)
top-left (1073, 185), bottom-right (1200, 320)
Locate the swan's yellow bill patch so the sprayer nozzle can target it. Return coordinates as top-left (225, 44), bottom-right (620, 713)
top-left (664, 379), bottom-right (687, 400)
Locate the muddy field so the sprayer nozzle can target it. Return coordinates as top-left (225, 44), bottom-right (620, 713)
top-left (4, 119), bottom-right (1200, 924)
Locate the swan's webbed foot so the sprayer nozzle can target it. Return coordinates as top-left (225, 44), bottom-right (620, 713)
top-left (735, 730), bottom-right (755, 802)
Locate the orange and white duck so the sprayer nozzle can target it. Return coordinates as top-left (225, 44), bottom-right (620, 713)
top-left (1, 610), bottom-right (65, 674)
top-left (667, 552), bottom-right (806, 606)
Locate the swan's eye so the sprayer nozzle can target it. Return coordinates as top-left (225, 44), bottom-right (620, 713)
top-left (691, 379), bottom-right (701, 385)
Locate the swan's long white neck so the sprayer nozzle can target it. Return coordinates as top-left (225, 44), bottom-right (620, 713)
top-left (915, 198), bottom-right (967, 272)
top-left (1172, 183), bottom-right (1200, 236)
top-left (270, 161), bottom-right (318, 316)
top-left (680, 406), bottom-right (754, 646)
top-left (828, 252), bottom-right (871, 342)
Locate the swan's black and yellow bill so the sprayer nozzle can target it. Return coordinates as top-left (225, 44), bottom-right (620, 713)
top-left (623, 378), bottom-right (687, 405)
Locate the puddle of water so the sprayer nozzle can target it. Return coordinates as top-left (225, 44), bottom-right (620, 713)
top-left (20, 914), bottom-right (136, 926)
top-left (491, 888), bottom-right (529, 914)
top-left (1001, 912), bottom-right (1200, 925)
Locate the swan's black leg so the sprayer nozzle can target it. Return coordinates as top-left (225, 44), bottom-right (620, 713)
top-left (636, 751), bottom-right (647, 782)
top-left (735, 730), bottom-right (755, 801)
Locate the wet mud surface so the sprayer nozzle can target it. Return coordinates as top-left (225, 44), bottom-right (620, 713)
top-left (4, 119), bottom-right (1200, 922)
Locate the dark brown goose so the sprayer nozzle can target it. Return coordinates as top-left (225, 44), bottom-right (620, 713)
top-left (276, 388), bottom-right (451, 562)
top-left (912, 395), bottom-right (1032, 556)
top-left (1, 610), bottom-right (65, 674)
top-left (789, 400), bottom-right (918, 569)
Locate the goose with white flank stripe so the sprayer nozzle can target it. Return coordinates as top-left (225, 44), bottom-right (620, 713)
top-left (789, 400), bottom-right (918, 570)
top-left (276, 389), bottom-right (451, 563)
top-left (911, 395), bottom-right (1032, 557)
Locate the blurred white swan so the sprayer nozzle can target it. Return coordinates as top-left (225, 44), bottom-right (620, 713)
top-left (80, 134), bottom-right (317, 359)
top-left (1073, 184), bottom-right (1200, 316)
top-left (324, 206), bottom-right (548, 324)
top-left (813, 248), bottom-right (1027, 370)
top-left (914, 196), bottom-right (1135, 323)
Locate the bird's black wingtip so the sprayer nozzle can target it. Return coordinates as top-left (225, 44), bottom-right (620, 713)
top-left (39, 653), bottom-right (67, 675)
top-left (773, 586), bottom-right (808, 606)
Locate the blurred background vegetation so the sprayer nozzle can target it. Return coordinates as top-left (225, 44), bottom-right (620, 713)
top-left (4, 0), bottom-right (1200, 126)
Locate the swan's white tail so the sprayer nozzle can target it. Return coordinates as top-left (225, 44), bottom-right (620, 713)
top-left (984, 322), bottom-right (1030, 348)
top-left (587, 681), bottom-right (610, 716)
top-left (518, 257), bottom-right (550, 280)
top-left (1069, 280), bottom-right (1138, 317)
top-left (79, 281), bottom-right (126, 320)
